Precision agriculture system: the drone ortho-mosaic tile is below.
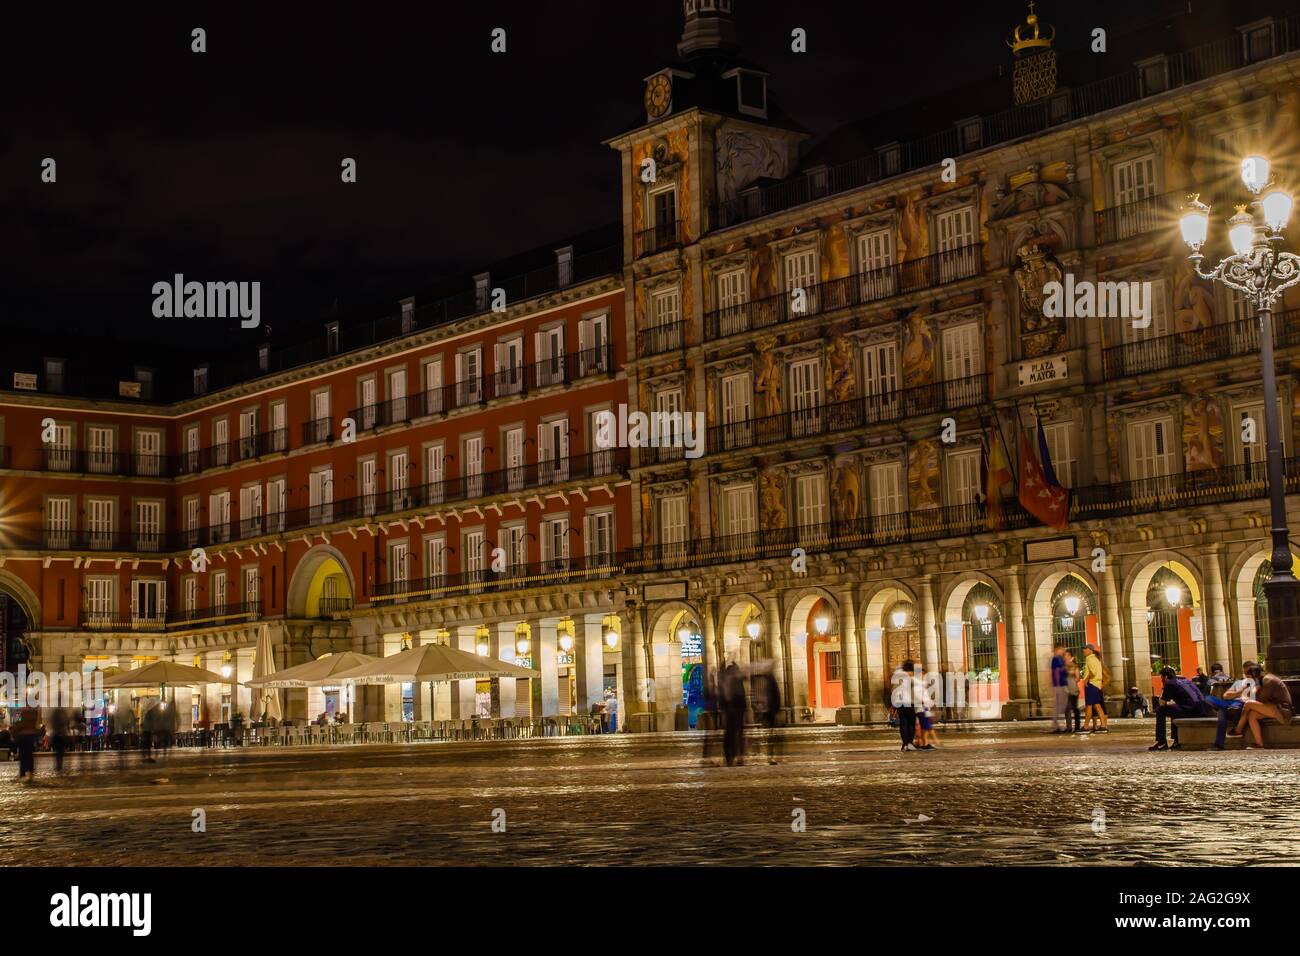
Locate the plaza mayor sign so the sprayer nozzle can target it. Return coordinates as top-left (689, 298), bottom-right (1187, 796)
top-left (1017, 354), bottom-right (1067, 388)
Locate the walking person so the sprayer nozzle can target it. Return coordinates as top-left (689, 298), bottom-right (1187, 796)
top-left (1081, 645), bottom-right (1109, 732)
top-left (893, 660), bottom-right (920, 752)
top-left (10, 703), bottom-right (41, 783)
top-left (720, 662), bottom-right (747, 766)
top-left (48, 707), bottom-right (70, 772)
top-left (753, 664), bottom-right (782, 764)
top-left (701, 667), bottom-right (721, 765)
top-left (1049, 644), bottom-right (1069, 733)
top-left (140, 700), bottom-right (158, 763)
top-left (1063, 650), bottom-right (1082, 733)
top-left (1149, 666), bottom-right (1211, 751)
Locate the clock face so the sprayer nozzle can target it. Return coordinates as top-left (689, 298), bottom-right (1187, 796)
top-left (645, 74), bottom-right (672, 119)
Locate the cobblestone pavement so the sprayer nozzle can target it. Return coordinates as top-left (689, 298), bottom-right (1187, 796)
top-left (4, 720), bottom-right (1297, 866)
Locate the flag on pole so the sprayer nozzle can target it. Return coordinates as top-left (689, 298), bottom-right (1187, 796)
top-left (985, 430), bottom-right (1013, 529)
top-left (1036, 415), bottom-right (1060, 488)
top-left (1018, 430), bottom-right (1069, 531)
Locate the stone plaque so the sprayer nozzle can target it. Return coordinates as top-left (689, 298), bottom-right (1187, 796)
top-left (1024, 536), bottom-right (1076, 563)
top-left (1017, 354), bottom-right (1068, 388)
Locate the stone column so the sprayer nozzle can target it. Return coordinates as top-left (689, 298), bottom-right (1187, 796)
top-left (765, 597), bottom-right (790, 723)
top-left (1101, 553), bottom-right (1132, 695)
top-left (493, 622), bottom-right (516, 719)
top-left (622, 606), bottom-right (652, 732)
top-left (918, 575), bottom-right (940, 674)
top-left (701, 597), bottom-right (719, 680)
top-left (576, 614), bottom-right (605, 713)
top-left (412, 630), bottom-right (432, 722)
top-left (835, 585), bottom-right (864, 725)
top-left (1005, 565), bottom-right (1031, 706)
top-left (1201, 544), bottom-right (1232, 674)
top-left (535, 618), bottom-right (560, 718)
top-left (350, 616), bottom-right (386, 722)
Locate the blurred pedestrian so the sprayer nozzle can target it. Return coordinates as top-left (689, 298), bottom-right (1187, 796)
top-left (140, 700), bottom-right (159, 763)
top-left (753, 664), bottom-right (782, 763)
top-left (701, 667), bottom-right (721, 764)
top-left (49, 707), bottom-right (70, 772)
top-left (893, 660), bottom-right (919, 752)
top-left (1063, 650), bottom-right (1082, 732)
top-left (11, 703), bottom-right (41, 782)
top-left (720, 662), bottom-right (747, 766)
top-left (1150, 666), bottom-right (1210, 751)
top-left (1049, 644), bottom-right (1069, 733)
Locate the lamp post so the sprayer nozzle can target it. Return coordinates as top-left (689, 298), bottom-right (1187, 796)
top-left (1180, 155), bottom-right (1300, 677)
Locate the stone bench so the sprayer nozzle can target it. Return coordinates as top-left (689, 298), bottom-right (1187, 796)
top-left (1174, 715), bottom-right (1300, 750)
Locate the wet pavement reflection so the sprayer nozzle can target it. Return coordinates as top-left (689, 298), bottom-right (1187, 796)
top-left (4, 721), bottom-right (1297, 865)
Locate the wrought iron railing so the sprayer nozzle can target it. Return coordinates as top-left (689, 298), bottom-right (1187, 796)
top-left (372, 551), bottom-right (625, 602)
top-left (1102, 311), bottom-right (1300, 379)
top-left (701, 244), bottom-right (983, 339)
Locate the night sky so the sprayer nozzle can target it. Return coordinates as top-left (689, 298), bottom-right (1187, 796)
top-left (0, 0), bottom-right (1265, 363)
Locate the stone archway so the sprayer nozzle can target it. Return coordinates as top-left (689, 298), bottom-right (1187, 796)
top-left (286, 545), bottom-right (357, 620)
top-left (1125, 552), bottom-right (1204, 685)
top-left (645, 601), bottom-right (702, 732)
top-left (861, 581), bottom-right (922, 720)
top-left (0, 570), bottom-right (41, 673)
top-left (785, 588), bottom-right (840, 720)
top-left (718, 593), bottom-right (765, 667)
top-left (1026, 564), bottom-right (1100, 712)
top-left (940, 575), bottom-right (1008, 718)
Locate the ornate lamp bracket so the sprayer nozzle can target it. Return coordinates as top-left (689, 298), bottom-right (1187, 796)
top-left (1191, 248), bottom-right (1300, 311)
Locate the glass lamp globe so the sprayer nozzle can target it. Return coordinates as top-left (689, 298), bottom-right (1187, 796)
top-left (678, 626), bottom-right (691, 642)
top-left (1241, 155), bottom-right (1270, 194)
top-left (604, 629), bottom-right (618, 649)
top-left (745, 620), bottom-right (761, 639)
top-left (476, 639), bottom-right (490, 656)
top-left (221, 664), bottom-right (233, 679)
top-left (891, 608), bottom-right (908, 629)
top-left (1064, 595), bottom-right (1081, 616)
top-left (973, 603), bottom-right (990, 622)
top-left (1179, 198), bottom-right (1209, 250)
top-left (1228, 208), bottom-right (1256, 256)
top-left (1165, 584), bottom-right (1182, 607)
top-left (516, 637), bottom-right (530, 656)
top-left (559, 633), bottom-right (574, 653)
top-left (814, 615), bottom-right (830, 635)
top-left (1261, 188), bottom-right (1293, 233)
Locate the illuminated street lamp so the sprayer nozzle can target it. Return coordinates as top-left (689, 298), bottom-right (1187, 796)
top-left (1165, 583), bottom-right (1183, 608)
top-left (814, 614), bottom-right (830, 636)
top-left (559, 633), bottom-right (575, 653)
top-left (745, 619), bottom-right (761, 640)
top-left (1180, 159), bottom-right (1300, 676)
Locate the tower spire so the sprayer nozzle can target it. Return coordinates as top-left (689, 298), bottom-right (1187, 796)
top-left (677, 0), bottom-right (739, 58)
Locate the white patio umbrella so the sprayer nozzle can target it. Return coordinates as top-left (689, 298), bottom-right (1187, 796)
top-left (100, 660), bottom-right (232, 688)
top-left (250, 624), bottom-right (283, 723)
top-left (246, 651), bottom-right (378, 720)
top-left (334, 643), bottom-right (538, 685)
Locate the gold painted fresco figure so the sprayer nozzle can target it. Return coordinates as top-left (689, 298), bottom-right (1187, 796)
top-left (832, 459), bottom-right (860, 525)
top-left (825, 331), bottom-right (856, 404)
top-left (754, 339), bottom-right (782, 417)
top-left (759, 469), bottom-right (787, 531)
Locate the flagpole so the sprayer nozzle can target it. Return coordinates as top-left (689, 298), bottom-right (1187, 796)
top-left (991, 404), bottom-right (1019, 486)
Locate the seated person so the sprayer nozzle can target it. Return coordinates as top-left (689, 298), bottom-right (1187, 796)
top-left (1231, 664), bottom-right (1295, 748)
top-left (1149, 666), bottom-right (1210, 751)
top-left (1121, 687), bottom-right (1149, 718)
top-left (1207, 662), bottom-right (1233, 689)
top-left (1206, 660), bottom-right (1256, 750)
top-left (1191, 667), bottom-right (1211, 696)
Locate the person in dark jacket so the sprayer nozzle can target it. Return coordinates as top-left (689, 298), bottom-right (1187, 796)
top-left (1049, 645), bottom-right (1069, 733)
top-left (11, 705), bottom-right (41, 781)
top-left (48, 708), bottom-right (70, 772)
top-left (720, 663), bottom-right (747, 767)
top-left (1149, 666), bottom-right (1210, 751)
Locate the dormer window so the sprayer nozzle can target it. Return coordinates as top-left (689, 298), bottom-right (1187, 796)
top-left (44, 357), bottom-right (66, 394)
top-left (134, 367), bottom-right (154, 400)
top-left (877, 143), bottom-right (902, 178)
top-left (556, 246), bottom-right (574, 288)
top-left (258, 345), bottom-right (270, 373)
top-left (474, 273), bottom-right (491, 312)
top-left (805, 166), bottom-right (828, 199)
top-left (401, 297), bottom-right (415, 334)
top-left (325, 321), bottom-right (341, 355)
top-left (957, 117), bottom-right (983, 152)
top-left (723, 68), bottom-right (768, 119)
top-left (193, 365), bottom-right (209, 395)
top-left (1239, 18), bottom-right (1276, 63)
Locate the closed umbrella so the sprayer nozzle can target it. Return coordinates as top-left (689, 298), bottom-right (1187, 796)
top-left (250, 624), bottom-right (283, 723)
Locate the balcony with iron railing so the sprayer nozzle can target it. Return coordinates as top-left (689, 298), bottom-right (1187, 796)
top-left (78, 600), bottom-right (262, 632)
top-left (301, 418), bottom-right (333, 446)
top-left (629, 456), bottom-right (1300, 574)
top-left (637, 321), bottom-right (685, 357)
top-left (40, 449), bottom-right (173, 478)
top-left (634, 220), bottom-right (683, 259)
top-left (317, 596), bottom-right (353, 618)
top-left (350, 344), bottom-right (615, 430)
top-left (372, 550), bottom-right (625, 603)
top-left (175, 428), bottom-right (290, 475)
top-left (701, 244), bottom-right (984, 340)
top-left (1102, 310), bottom-right (1300, 380)
top-left (639, 374), bottom-right (989, 466)
top-left (708, 15), bottom-right (1300, 232)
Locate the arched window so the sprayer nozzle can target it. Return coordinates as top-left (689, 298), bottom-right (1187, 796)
top-left (1254, 560), bottom-right (1272, 658)
top-left (962, 583), bottom-right (1001, 677)
top-left (1051, 576), bottom-right (1095, 659)
top-left (1147, 567), bottom-right (1189, 671)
